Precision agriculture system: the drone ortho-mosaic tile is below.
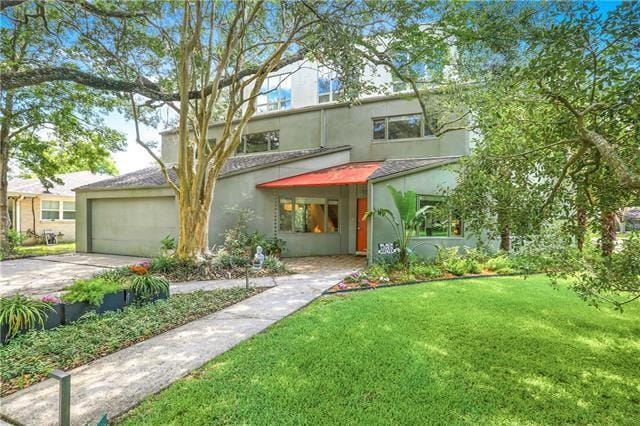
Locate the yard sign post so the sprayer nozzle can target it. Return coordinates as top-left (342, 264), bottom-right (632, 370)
top-left (49, 369), bottom-right (70, 426)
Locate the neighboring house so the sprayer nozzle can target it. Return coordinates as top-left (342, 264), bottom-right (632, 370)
top-left (8, 171), bottom-right (109, 245)
top-left (75, 60), bottom-right (479, 261)
top-left (621, 207), bottom-right (640, 232)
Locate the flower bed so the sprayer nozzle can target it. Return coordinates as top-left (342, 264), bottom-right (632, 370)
top-left (0, 287), bottom-right (263, 396)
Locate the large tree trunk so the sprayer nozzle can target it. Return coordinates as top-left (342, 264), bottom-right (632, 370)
top-left (600, 210), bottom-right (616, 257)
top-left (0, 90), bottom-right (14, 254)
top-left (499, 223), bottom-right (510, 252)
top-left (576, 206), bottom-right (587, 251)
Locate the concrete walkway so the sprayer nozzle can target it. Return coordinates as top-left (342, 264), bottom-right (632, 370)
top-left (0, 253), bottom-right (146, 298)
top-left (0, 265), bottom-right (360, 426)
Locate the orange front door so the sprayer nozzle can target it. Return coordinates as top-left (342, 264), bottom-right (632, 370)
top-left (356, 198), bottom-right (368, 252)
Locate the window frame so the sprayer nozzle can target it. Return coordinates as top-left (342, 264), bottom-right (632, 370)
top-left (317, 67), bottom-right (341, 104)
top-left (40, 200), bottom-right (76, 222)
top-left (413, 195), bottom-right (463, 238)
top-left (278, 196), bottom-right (339, 234)
top-left (257, 74), bottom-right (292, 113)
top-left (236, 130), bottom-right (280, 155)
top-left (371, 114), bottom-right (437, 142)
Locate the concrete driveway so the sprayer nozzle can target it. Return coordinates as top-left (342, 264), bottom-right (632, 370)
top-left (0, 253), bottom-right (147, 298)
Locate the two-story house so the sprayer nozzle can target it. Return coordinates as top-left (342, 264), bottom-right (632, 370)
top-left (75, 61), bottom-right (478, 261)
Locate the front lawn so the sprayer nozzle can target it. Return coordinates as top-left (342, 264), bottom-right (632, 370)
top-left (120, 276), bottom-right (640, 425)
top-left (5, 242), bottom-right (76, 259)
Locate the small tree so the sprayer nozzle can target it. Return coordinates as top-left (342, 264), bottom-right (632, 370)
top-left (364, 185), bottom-right (431, 265)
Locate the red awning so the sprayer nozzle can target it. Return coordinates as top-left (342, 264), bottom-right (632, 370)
top-left (256, 162), bottom-right (381, 188)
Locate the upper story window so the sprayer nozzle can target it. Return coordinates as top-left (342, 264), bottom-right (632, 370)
top-left (41, 200), bottom-right (75, 221)
top-left (390, 52), bottom-right (427, 93)
top-left (372, 114), bottom-right (434, 141)
top-left (236, 130), bottom-right (280, 154)
top-left (317, 67), bottom-right (341, 103)
top-left (414, 195), bottom-right (462, 238)
top-left (257, 74), bottom-right (291, 113)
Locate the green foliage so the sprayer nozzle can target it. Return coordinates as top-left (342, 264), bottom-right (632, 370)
top-left (365, 263), bottom-right (389, 281)
top-left (160, 235), bottom-right (177, 254)
top-left (6, 229), bottom-right (23, 251)
top-left (435, 247), bottom-right (466, 275)
top-left (0, 295), bottom-right (52, 338)
top-left (409, 263), bottom-right (441, 279)
top-left (130, 274), bottom-right (169, 300)
top-left (120, 276), bottom-right (640, 425)
top-left (62, 278), bottom-right (122, 306)
top-left (484, 255), bottom-right (514, 275)
top-left (365, 185), bottom-right (434, 265)
top-left (0, 288), bottom-right (260, 396)
top-left (93, 267), bottom-right (132, 285)
top-left (262, 255), bottom-right (285, 273)
top-left (264, 236), bottom-right (287, 256)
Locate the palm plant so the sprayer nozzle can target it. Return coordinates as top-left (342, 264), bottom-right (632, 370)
top-left (0, 295), bottom-right (53, 338)
top-left (130, 274), bottom-right (170, 300)
top-left (364, 185), bottom-right (433, 265)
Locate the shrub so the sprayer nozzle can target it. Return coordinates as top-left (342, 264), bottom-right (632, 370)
top-left (0, 295), bottom-right (53, 338)
top-left (94, 267), bottom-right (131, 285)
top-left (391, 270), bottom-right (417, 283)
top-left (214, 249), bottom-right (250, 269)
top-left (445, 259), bottom-right (468, 276)
top-left (484, 255), bottom-right (515, 274)
top-left (62, 278), bottom-right (123, 306)
top-left (366, 263), bottom-right (389, 282)
top-left (264, 236), bottom-right (286, 257)
top-left (436, 247), bottom-right (468, 276)
top-left (150, 255), bottom-right (181, 274)
top-left (160, 235), bottom-right (176, 254)
top-left (6, 229), bottom-right (23, 251)
top-left (262, 255), bottom-right (285, 273)
top-left (130, 274), bottom-right (170, 300)
top-left (465, 259), bottom-right (483, 274)
top-left (410, 263), bottom-right (441, 279)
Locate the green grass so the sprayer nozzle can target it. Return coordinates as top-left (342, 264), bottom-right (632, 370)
top-left (0, 288), bottom-right (261, 396)
top-left (120, 276), bottom-right (640, 425)
top-left (9, 243), bottom-right (75, 258)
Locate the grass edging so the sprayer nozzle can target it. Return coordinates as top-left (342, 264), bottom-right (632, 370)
top-left (323, 272), bottom-right (526, 294)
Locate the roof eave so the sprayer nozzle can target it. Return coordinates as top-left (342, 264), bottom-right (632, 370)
top-left (368, 158), bottom-right (460, 184)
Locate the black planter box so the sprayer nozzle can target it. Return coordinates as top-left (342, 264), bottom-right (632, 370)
top-left (125, 288), bottom-right (170, 305)
top-left (0, 323), bottom-right (28, 345)
top-left (96, 291), bottom-right (126, 314)
top-left (63, 302), bottom-right (96, 324)
top-left (43, 303), bottom-right (64, 330)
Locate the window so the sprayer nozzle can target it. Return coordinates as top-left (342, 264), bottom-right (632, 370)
top-left (41, 200), bottom-right (75, 221)
top-left (390, 52), bottom-right (427, 93)
top-left (278, 197), bottom-right (339, 233)
top-left (372, 114), bottom-right (435, 141)
top-left (257, 74), bottom-right (291, 112)
top-left (414, 195), bottom-right (462, 237)
top-left (317, 67), bottom-right (341, 103)
top-left (63, 202), bottom-right (75, 220)
top-left (236, 131), bottom-right (279, 155)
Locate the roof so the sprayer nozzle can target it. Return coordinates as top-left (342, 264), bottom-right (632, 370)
top-left (75, 146), bottom-right (351, 191)
top-left (368, 157), bottom-right (460, 180)
top-left (256, 156), bottom-right (460, 188)
top-left (257, 162), bottom-right (381, 188)
top-left (8, 171), bottom-right (109, 197)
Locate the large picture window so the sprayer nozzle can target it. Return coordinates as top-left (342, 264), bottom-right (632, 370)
top-left (236, 131), bottom-right (279, 154)
top-left (41, 200), bottom-right (75, 221)
top-left (372, 114), bottom-right (435, 141)
top-left (257, 74), bottom-right (291, 112)
top-left (279, 197), bottom-right (339, 233)
top-left (414, 195), bottom-right (462, 237)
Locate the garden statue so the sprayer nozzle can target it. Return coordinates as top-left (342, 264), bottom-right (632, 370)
top-left (252, 245), bottom-right (265, 270)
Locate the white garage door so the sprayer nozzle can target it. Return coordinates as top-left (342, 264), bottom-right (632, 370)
top-left (91, 197), bottom-right (178, 257)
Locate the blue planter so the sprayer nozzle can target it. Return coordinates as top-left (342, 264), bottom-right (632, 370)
top-left (63, 302), bottom-right (96, 324)
top-left (125, 288), bottom-right (169, 305)
top-left (43, 304), bottom-right (64, 330)
top-left (96, 291), bottom-right (126, 314)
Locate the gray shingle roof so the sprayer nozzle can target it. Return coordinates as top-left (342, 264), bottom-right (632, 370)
top-left (8, 171), bottom-right (110, 196)
top-left (75, 146), bottom-right (351, 191)
top-left (369, 156), bottom-right (460, 180)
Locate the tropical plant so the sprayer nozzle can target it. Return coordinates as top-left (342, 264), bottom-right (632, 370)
top-left (160, 235), bottom-right (177, 255)
top-left (0, 295), bottom-right (53, 338)
top-left (130, 274), bottom-right (170, 301)
top-left (264, 237), bottom-right (287, 258)
top-left (364, 185), bottom-right (433, 265)
top-left (62, 278), bottom-right (123, 306)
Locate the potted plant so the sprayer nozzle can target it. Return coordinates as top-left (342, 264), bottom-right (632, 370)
top-left (41, 295), bottom-right (64, 330)
top-left (265, 236), bottom-right (287, 258)
top-left (127, 274), bottom-right (170, 304)
top-left (62, 278), bottom-right (125, 322)
top-left (125, 261), bottom-right (170, 304)
top-left (0, 295), bottom-right (53, 344)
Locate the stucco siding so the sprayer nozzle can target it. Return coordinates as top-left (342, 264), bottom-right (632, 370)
top-left (369, 165), bottom-right (479, 261)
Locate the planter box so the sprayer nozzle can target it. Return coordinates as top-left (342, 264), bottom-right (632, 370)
top-left (63, 302), bottom-right (96, 324)
top-left (125, 288), bottom-right (170, 305)
top-left (0, 323), bottom-right (29, 345)
top-left (43, 304), bottom-right (64, 330)
top-left (96, 291), bottom-right (126, 314)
